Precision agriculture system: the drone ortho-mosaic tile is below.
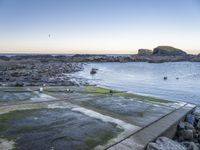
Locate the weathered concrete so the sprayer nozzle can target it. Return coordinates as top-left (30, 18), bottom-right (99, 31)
top-left (0, 86), bottom-right (195, 150)
top-left (107, 104), bottom-right (196, 150)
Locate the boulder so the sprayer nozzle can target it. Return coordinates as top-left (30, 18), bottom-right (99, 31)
top-left (194, 112), bottom-right (200, 122)
top-left (196, 120), bottom-right (200, 130)
top-left (178, 129), bottom-right (194, 141)
top-left (186, 114), bottom-right (195, 125)
top-left (178, 121), bottom-right (195, 131)
top-left (153, 46), bottom-right (187, 56)
top-left (138, 49), bottom-right (152, 55)
top-left (15, 81), bottom-right (24, 87)
top-left (179, 121), bottom-right (187, 130)
top-left (147, 137), bottom-right (186, 150)
top-left (181, 142), bottom-right (199, 150)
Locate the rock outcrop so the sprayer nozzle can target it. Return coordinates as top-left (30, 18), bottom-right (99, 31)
top-left (138, 49), bottom-right (153, 56)
top-left (153, 46), bottom-right (187, 56)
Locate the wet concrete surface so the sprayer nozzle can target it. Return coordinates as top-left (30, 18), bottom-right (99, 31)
top-left (79, 97), bottom-right (175, 127)
top-left (0, 86), bottom-right (185, 150)
top-left (0, 108), bottom-right (122, 150)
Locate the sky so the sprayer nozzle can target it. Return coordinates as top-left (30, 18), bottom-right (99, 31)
top-left (0, 0), bottom-right (200, 54)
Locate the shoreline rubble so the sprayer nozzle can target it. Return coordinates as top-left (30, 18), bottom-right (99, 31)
top-left (147, 110), bottom-right (200, 150)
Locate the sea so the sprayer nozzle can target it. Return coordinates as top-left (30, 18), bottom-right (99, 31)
top-left (74, 62), bottom-right (200, 107)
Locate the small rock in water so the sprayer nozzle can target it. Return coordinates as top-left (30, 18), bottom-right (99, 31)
top-left (163, 76), bottom-right (168, 80)
top-left (90, 68), bottom-right (98, 75)
top-left (147, 137), bottom-right (186, 150)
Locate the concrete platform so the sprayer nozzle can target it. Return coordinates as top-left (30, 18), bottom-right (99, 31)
top-left (0, 86), bottom-right (195, 150)
top-left (107, 104), bottom-right (196, 150)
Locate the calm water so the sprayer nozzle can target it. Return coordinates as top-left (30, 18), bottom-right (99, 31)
top-left (75, 62), bottom-right (200, 106)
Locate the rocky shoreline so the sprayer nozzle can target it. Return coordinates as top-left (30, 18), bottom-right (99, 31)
top-left (0, 60), bottom-right (84, 86)
top-left (147, 110), bottom-right (200, 150)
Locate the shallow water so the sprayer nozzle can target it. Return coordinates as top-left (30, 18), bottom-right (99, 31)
top-left (74, 62), bottom-right (200, 106)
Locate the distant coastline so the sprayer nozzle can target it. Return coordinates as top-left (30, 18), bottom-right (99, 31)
top-left (0, 46), bottom-right (199, 63)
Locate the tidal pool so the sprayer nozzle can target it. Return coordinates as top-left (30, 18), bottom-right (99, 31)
top-left (0, 108), bottom-right (122, 150)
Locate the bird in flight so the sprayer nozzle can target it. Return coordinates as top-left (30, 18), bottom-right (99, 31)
top-left (48, 34), bottom-right (51, 38)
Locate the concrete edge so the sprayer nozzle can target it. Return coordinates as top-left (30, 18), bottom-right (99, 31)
top-left (107, 104), bottom-right (196, 150)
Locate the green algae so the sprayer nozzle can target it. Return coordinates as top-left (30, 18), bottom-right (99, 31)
top-left (42, 86), bottom-right (75, 92)
top-left (0, 87), bottom-right (30, 92)
top-left (0, 107), bottom-right (122, 150)
top-left (84, 127), bottom-right (122, 149)
top-left (0, 109), bottom-right (40, 132)
top-left (84, 86), bottom-right (172, 104)
top-left (0, 109), bottom-right (39, 121)
top-left (85, 86), bottom-right (119, 94)
top-left (114, 92), bottom-right (172, 103)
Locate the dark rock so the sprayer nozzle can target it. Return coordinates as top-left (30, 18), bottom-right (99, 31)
top-left (90, 68), bottom-right (98, 75)
top-left (15, 81), bottom-right (24, 87)
top-left (138, 49), bottom-right (152, 56)
top-left (181, 142), bottom-right (199, 150)
top-left (186, 114), bottom-right (195, 125)
top-left (147, 137), bottom-right (186, 150)
top-left (164, 76), bottom-right (168, 80)
top-left (179, 121), bottom-right (187, 130)
top-left (153, 46), bottom-right (187, 56)
top-left (178, 130), bottom-right (194, 141)
top-left (194, 112), bottom-right (200, 122)
top-left (196, 120), bottom-right (200, 130)
top-left (178, 121), bottom-right (195, 130)
top-left (186, 122), bottom-right (195, 130)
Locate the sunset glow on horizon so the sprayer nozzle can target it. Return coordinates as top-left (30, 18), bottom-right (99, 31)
top-left (0, 0), bottom-right (200, 54)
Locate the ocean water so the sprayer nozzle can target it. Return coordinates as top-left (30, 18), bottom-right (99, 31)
top-left (74, 62), bottom-right (200, 106)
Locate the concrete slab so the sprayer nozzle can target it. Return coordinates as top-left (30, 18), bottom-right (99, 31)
top-left (107, 104), bottom-right (196, 150)
top-left (0, 86), bottom-right (194, 150)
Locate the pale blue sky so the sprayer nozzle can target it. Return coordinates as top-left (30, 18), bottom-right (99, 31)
top-left (0, 0), bottom-right (200, 54)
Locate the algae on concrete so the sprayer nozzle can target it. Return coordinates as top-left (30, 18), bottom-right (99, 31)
top-left (0, 108), bottom-right (123, 150)
top-left (84, 86), bottom-right (172, 104)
